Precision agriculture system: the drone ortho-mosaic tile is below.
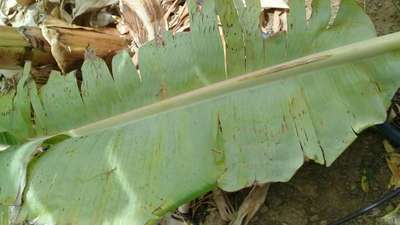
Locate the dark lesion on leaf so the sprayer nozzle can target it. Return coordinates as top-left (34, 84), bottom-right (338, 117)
top-left (196, 0), bottom-right (205, 12)
top-left (19, 27), bottom-right (49, 50)
top-left (217, 113), bottom-right (223, 133)
top-left (0, 73), bottom-right (17, 95)
top-left (373, 80), bottom-right (383, 93)
top-left (158, 80), bottom-right (168, 100)
top-left (319, 143), bottom-right (327, 165)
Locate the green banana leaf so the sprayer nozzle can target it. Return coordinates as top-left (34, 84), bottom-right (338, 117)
top-left (1, 0), bottom-right (400, 224)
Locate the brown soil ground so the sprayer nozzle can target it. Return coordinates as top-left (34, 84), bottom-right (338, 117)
top-left (251, 130), bottom-right (395, 225)
top-left (249, 1), bottom-right (400, 225)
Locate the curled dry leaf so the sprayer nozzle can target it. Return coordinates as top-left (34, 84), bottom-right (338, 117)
top-left (163, 0), bottom-right (189, 33)
top-left (0, 0), bottom-right (42, 27)
top-left (11, 3), bottom-right (41, 27)
top-left (40, 23), bottom-right (126, 72)
top-left (0, 0), bottom-right (18, 18)
top-left (119, 0), bottom-right (165, 47)
top-left (0, 26), bottom-right (55, 70)
top-left (260, 0), bottom-right (289, 37)
top-left (230, 184), bottom-right (270, 225)
top-left (171, 1), bottom-right (189, 33)
top-left (213, 189), bottom-right (235, 222)
top-left (162, 0), bottom-right (180, 29)
top-left (40, 26), bottom-right (67, 71)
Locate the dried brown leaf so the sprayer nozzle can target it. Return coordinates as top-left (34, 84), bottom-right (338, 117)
top-left (163, 0), bottom-right (179, 30)
top-left (384, 140), bottom-right (400, 188)
top-left (230, 184), bottom-right (270, 225)
top-left (172, 2), bottom-right (188, 34)
top-left (259, 0), bottom-right (289, 37)
top-left (40, 24), bottom-right (126, 72)
top-left (120, 0), bottom-right (165, 47)
top-left (4, 2), bottom-right (41, 27)
top-left (0, 26), bottom-right (56, 70)
top-left (213, 189), bottom-right (235, 222)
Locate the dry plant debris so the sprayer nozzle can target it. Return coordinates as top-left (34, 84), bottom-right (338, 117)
top-left (0, 0), bottom-right (193, 73)
top-left (0, 0), bottom-right (343, 76)
top-left (213, 189), bottom-right (235, 222)
top-left (162, 0), bottom-right (190, 33)
top-left (0, 70), bottom-right (17, 94)
top-left (159, 184), bottom-right (270, 225)
top-left (229, 184), bottom-right (270, 225)
top-left (259, 0), bottom-right (289, 37)
top-left (119, 0), bottom-right (164, 48)
top-left (384, 140), bottom-right (400, 188)
top-left (40, 20), bottom-right (126, 72)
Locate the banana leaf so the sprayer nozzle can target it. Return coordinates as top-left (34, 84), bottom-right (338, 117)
top-left (1, 0), bottom-right (400, 224)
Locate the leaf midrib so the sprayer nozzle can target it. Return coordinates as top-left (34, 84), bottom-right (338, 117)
top-left (36, 32), bottom-right (400, 139)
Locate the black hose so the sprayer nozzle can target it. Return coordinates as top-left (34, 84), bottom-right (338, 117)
top-left (328, 187), bottom-right (400, 225)
top-left (328, 121), bottom-right (400, 225)
top-left (377, 122), bottom-right (400, 148)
